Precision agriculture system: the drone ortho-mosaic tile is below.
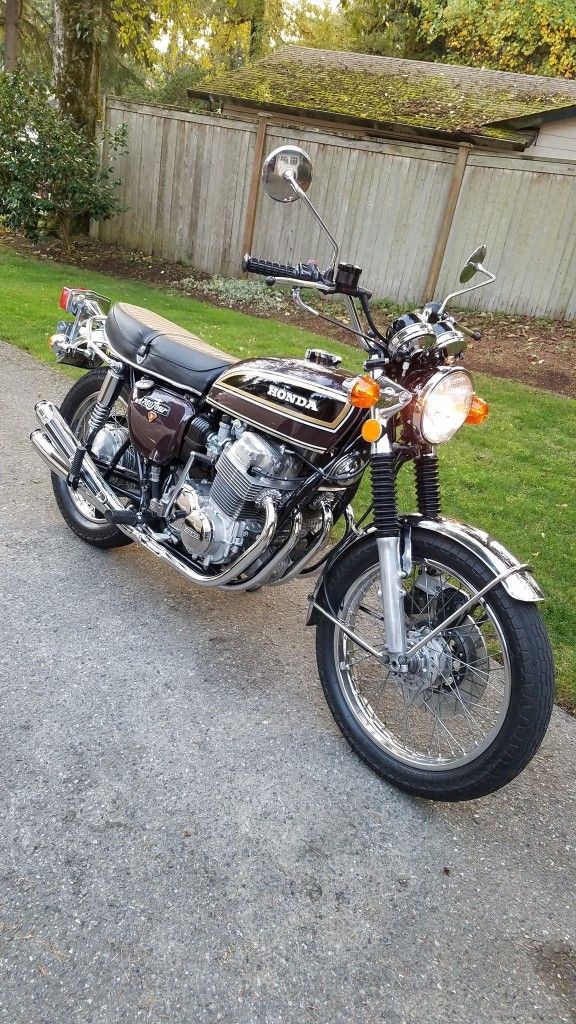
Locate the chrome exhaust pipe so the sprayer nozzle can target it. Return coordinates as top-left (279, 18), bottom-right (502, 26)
top-left (270, 502), bottom-right (334, 585)
top-left (141, 496), bottom-right (277, 588)
top-left (31, 401), bottom-right (278, 589)
top-left (225, 511), bottom-right (303, 591)
top-left (30, 429), bottom-right (69, 480)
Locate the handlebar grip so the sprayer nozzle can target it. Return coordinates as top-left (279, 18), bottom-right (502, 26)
top-left (242, 254), bottom-right (322, 283)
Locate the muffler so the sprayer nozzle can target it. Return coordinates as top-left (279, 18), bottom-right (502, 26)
top-left (30, 429), bottom-right (69, 480)
top-left (32, 401), bottom-right (130, 518)
top-left (30, 401), bottom-right (278, 588)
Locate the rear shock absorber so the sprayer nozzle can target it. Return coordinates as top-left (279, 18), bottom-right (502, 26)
top-left (69, 362), bottom-right (126, 489)
top-left (415, 451), bottom-right (441, 519)
top-left (87, 361), bottom-right (126, 435)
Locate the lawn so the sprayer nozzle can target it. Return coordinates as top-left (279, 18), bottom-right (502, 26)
top-left (1, 247), bottom-right (575, 710)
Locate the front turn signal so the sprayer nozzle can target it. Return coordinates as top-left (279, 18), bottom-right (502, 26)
top-left (349, 375), bottom-right (381, 409)
top-left (465, 395), bottom-right (489, 425)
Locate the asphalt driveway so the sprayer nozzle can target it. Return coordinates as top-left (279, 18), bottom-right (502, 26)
top-left (1, 340), bottom-right (575, 1024)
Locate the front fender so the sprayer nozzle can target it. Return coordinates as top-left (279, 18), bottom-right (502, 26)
top-left (407, 516), bottom-right (543, 602)
top-left (307, 514), bottom-right (543, 626)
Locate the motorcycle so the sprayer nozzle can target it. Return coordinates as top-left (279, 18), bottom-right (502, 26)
top-left (30, 144), bottom-right (554, 801)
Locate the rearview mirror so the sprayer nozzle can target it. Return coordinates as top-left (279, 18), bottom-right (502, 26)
top-left (460, 245), bottom-right (488, 283)
top-left (262, 145), bottom-right (313, 203)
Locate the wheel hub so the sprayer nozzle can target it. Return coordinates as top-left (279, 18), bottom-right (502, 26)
top-left (389, 628), bottom-right (452, 699)
top-left (387, 623), bottom-right (489, 715)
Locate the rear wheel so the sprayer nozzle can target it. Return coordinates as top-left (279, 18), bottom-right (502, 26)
top-left (316, 531), bottom-right (554, 801)
top-left (51, 370), bottom-right (134, 549)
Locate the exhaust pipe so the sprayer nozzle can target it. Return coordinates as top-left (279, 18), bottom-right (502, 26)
top-left (30, 429), bottom-right (69, 480)
top-left (30, 401), bottom-right (278, 589)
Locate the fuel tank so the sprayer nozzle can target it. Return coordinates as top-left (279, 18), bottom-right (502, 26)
top-left (207, 357), bottom-right (364, 454)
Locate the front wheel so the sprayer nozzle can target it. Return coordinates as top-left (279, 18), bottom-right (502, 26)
top-left (316, 530), bottom-right (554, 801)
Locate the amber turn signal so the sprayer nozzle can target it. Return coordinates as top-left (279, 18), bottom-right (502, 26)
top-left (465, 395), bottom-right (489, 425)
top-left (349, 375), bottom-right (381, 409)
top-left (361, 418), bottom-right (383, 443)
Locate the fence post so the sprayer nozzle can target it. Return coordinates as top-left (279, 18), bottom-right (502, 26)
top-left (422, 143), bottom-right (472, 302)
top-left (241, 116), bottom-right (269, 262)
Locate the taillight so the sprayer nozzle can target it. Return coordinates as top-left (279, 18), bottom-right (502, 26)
top-left (59, 286), bottom-right (87, 313)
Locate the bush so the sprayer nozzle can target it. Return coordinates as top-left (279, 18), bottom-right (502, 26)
top-left (0, 73), bottom-right (127, 248)
top-left (175, 274), bottom-right (287, 312)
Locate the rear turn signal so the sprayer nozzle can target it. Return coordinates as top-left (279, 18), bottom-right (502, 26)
top-left (349, 375), bottom-right (381, 409)
top-left (465, 395), bottom-right (489, 425)
top-left (361, 418), bottom-right (383, 443)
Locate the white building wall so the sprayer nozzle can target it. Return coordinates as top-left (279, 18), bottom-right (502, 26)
top-left (529, 117), bottom-right (576, 161)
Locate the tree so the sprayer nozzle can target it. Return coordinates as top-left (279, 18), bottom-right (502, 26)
top-left (341, 0), bottom-right (439, 59)
top-left (4, 0), bottom-right (20, 68)
top-left (52, 1), bottom-right (102, 138)
top-left (291, 0), bottom-right (353, 52)
top-left (420, 0), bottom-right (576, 77)
top-left (50, 1), bottom-right (212, 135)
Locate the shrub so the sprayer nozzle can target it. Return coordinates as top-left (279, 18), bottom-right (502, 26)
top-left (175, 274), bottom-right (287, 313)
top-left (0, 73), bottom-right (127, 248)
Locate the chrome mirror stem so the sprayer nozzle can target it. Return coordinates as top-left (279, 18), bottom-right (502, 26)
top-left (437, 265), bottom-right (496, 318)
top-left (284, 171), bottom-right (339, 272)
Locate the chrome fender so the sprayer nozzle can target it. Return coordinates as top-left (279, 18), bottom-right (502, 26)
top-left (307, 514), bottom-right (542, 626)
top-left (405, 516), bottom-right (543, 602)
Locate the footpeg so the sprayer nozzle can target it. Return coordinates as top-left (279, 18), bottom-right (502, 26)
top-left (106, 508), bottom-right (139, 526)
top-left (106, 507), bottom-right (154, 527)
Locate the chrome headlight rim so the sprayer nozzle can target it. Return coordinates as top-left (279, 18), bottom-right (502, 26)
top-left (411, 367), bottom-right (474, 445)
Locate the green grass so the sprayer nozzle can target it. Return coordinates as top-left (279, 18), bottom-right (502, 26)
top-left (1, 247), bottom-right (575, 710)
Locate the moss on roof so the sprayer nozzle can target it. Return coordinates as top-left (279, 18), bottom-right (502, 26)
top-left (195, 55), bottom-right (575, 139)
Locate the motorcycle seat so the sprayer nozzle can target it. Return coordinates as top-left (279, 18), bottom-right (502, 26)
top-left (105, 302), bottom-right (235, 393)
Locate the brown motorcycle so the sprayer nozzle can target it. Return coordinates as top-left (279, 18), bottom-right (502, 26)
top-left (30, 145), bottom-right (554, 800)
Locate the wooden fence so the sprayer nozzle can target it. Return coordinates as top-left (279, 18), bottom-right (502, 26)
top-left (95, 98), bottom-right (576, 319)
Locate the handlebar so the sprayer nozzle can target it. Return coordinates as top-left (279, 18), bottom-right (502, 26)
top-left (243, 254), bottom-right (324, 284)
top-left (453, 320), bottom-right (482, 342)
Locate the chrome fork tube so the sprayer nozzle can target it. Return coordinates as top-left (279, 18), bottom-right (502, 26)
top-left (371, 432), bottom-right (407, 656)
top-left (376, 535), bottom-right (407, 656)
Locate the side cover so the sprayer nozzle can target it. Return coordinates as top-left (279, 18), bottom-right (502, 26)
top-left (207, 357), bottom-right (364, 454)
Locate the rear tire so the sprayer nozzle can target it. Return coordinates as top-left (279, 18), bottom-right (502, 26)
top-left (51, 370), bottom-right (133, 550)
top-left (316, 531), bottom-right (554, 801)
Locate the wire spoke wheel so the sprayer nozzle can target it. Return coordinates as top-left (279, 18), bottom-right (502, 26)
top-left (316, 530), bottom-right (554, 800)
top-left (336, 558), bottom-right (510, 770)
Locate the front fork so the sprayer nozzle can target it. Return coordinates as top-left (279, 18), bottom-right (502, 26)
top-left (370, 434), bottom-right (441, 660)
top-left (371, 433), bottom-right (407, 659)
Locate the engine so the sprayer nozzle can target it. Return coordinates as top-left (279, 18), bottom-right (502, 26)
top-left (173, 427), bottom-right (304, 565)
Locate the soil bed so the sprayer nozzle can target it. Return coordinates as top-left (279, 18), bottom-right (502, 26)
top-left (3, 231), bottom-right (575, 398)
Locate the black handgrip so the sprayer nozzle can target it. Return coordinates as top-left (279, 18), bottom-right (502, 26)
top-left (242, 254), bottom-right (321, 283)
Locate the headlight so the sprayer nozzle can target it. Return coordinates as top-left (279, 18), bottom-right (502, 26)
top-left (412, 369), bottom-right (474, 444)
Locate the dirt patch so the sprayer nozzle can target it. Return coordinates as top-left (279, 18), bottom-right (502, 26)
top-left (3, 230), bottom-right (575, 398)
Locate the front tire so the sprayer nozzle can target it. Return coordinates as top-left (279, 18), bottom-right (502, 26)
top-left (51, 370), bottom-right (133, 550)
top-left (316, 530), bottom-right (554, 801)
